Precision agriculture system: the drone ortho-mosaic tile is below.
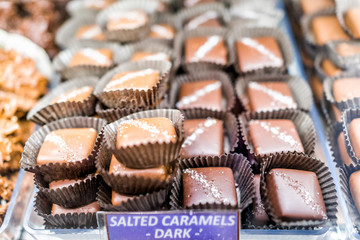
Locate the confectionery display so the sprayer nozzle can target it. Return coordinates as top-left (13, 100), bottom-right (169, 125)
top-left (2, 0), bottom-right (360, 238)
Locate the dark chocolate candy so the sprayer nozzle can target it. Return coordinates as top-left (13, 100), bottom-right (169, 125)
top-left (266, 168), bottom-right (327, 221)
top-left (182, 167), bottom-right (237, 207)
top-left (37, 128), bottom-right (98, 165)
top-left (236, 36), bottom-right (283, 72)
top-left (350, 171), bottom-right (360, 214)
top-left (51, 201), bottom-right (100, 215)
top-left (176, 80), bottom-right (222, 110)
top-left (112, 191), bottom-right (135, 206)
top-left (312, 16), bottom-right (349, 45)
top-left (349, 118), bottom-right (360, 158)
top-left (49, 174), bottom-right (93, 190)
top-left (345, 8), bottom-right (360, 38)
top-left (181, 118), bottom-right (224, 158)
top-left (333, 78), bottom-right (360, 102)
top-left (252, 175), bottom-right (270, 226)
top-left (248, 119), bottom-right (304, 155)
top-left (185, 36), bottom-right (227, 65)
top-left (248, 81), bottom-right (297, 112)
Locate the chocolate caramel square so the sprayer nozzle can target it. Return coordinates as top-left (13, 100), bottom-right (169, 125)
top-left (336, 43), bottom-right (360, 57)
top-left (52, 86), bottom-right (93, 103)
top-left (112, 191), bottom-right (136, 206)
top-left (300, 0), bottom-right (334, 14)
top-left (312, 16), bottom-right (349, 45)
top-left (345, 8), bottom-right (360, 38)
top-left (338, 132), bottom-right (352, 166)
top-left (252, 175), bottom-right (269, 226)
top-left (75, 25), bottom-right (106, 40)
top-left (130, 52), bottom-right (170, 62)
top-left (350, 171), bottom-right (360, 214)
top-left (51, 201), bottom-right (100, 215)
top-left (68, 48), bottom-right (112, 67)
top-left (184, 11), bottom-right (221, 30)
top-left (107, 10), bottom-right (148, 31)
top-left (149, 24), bottom-right (175, 40)
top-left (332, 78), bottom-right (360, 102)
top-left (321, 59), bottom-right (341, 76)
top-left (348, 118), bottom-right (360, 158)
top-left (49, 174), bottom-right (93, 190)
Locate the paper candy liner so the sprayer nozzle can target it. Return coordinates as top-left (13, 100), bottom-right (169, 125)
top-left (173, 27), bottom-right (233, 73)
top-left (235, 74), bottom-right (313, 113)
top-left (169, 154), bottom-right (255, 211)
top-left (169, 70), bottom-right (235, 112)
top-left (103, 109), bottom-right (184, 168)
top-left (34, 173), bottom-right (101, 209)
top-left (323, 70), bottom-right (360, 113)
top-left (52, 41), bottom-right (122, 79)
top-left (55, 13), bottom-right (105, 48)
top-left (94, 60), bottom-right (171, 108)
top-left (176, 2), bottom-right (230, 30)
top-left (35, 191), bottom-right (98, 229)
top-left (20, 117), bottom-right (107, 180)
top-left (96, 0), bottom-right (159, 42)
top-left (95, 96), bottom-right (169, 123)
top-left (27, 76), bottom-right (98, 125)
top-left (320, 92), bottom-right (340, 126)
top-left (327, 40), bottom-right (360, 69)
top-left (260, 152), bottom-right (338, 228)
top-left (230, 27), bottom-right (293, 76)
top-left (181, 108), bottom-right (239, 154)
top-left (96, 141), bottom-right (177, 195)
top-left (314, 52), bottom-right (330, 82)
top-left (96, 182), bottom-right (169, 211)
top-left (339, 163), bottom-right (360, 233)
top-left (335, 0), bottom-right (360, 39)
top-left (342, 108), bottom-right (360, 163)
top-left (239, 109), bottom-right (316, 163)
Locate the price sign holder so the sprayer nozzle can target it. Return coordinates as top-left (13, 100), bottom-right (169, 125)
top-left (97, 210), bottom-right (241, 240)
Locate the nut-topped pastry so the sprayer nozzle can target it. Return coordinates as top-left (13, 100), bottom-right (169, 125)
top-left (37, 128), bottom-right (98, 165)
top-left (75, 25), bottom-right (106, 41)
top-left (185, 35), bottom-right (227, 65)
top-left (69, 48), bottom-right (112, 67)
top-left (52, 86), bottom-right (93, 103)
top-left (116, 117), bottom-right (177, 148)
top-left (107, 10), bottom-right (148, 31)
top-left (149, 24), bottom-right (175, 40)
top-left (104, 69), bottom-right (160, 91)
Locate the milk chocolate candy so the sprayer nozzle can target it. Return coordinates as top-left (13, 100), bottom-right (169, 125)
top-left (345, 8), bottom-right (360, 38)
top-left (107, 10), bottom-right (148, 31)
top-left (104, 69), bottom-right (160, 91)
top-left (312, 16), bottom-right (349, 45)
top-left (149, 24), bottom-right (175, 40)
top-left (116, 117), bottom-right (177, 148)
top-left (181, 118), bottom-right (224, 158)
top-left (176, 80), bottom-right (222, 110)
top-left (336, 43), bottom-right (360, 57)
top-left (322, 58), bottom-right (341, 76)
top-left (109, 155), bottom-right (168, 181)
top-left (112, 191), bottom-right (136, 206)
top-left (348, 118), bottom-right (360, 158)
top-left (248, 119), bottom-right (304, 155)
top-left (182, 167), bottom-right (237, 207)
top-left (338, 132), bottom-right (353, 166)
top-left (266, 168), bottom-right (327, 221)
top-left (68, 48), bottom-right (112, 67)
top-left (300, 0), bottom-right (334, 14)
top-left (185, 35), bottom-right (227, 65)
top-left (51, 201), bottom-right (100, 215)
top-left (332, 78), bottom-right (360, 102)
top-left (130, 52), bottom-right (170, 62)
top-left (252, 175), bottom-right (269, 226)
top-left (52, 86), bottom-right (93, 103)
top-left (75, 25), bottom-right (106, 41)
top-left (236, 37), bottom-right (284, 72)
top-left (349, 171), bottom-right (360, 214)
top-left (184, 10), bottom-right (221, 30)
top-left (37, 128), bottom-right (98, 165)
top-left (248, 81), bottom-right (297, 112)
top-left (49, 174), bottom-right (93, 190)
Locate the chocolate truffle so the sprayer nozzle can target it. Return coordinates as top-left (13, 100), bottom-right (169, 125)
top-left (252, 175), bottom-right (270, 226)
top-left (107, 10), bottom-right (148, 31)
top-left (149, 24), bottom-right (175, 40)
top-left (49, 175), bottom-right (93, 190)
top-left (349, 171), bottom-right (360, 214)
top-left (52, 86), bottom-right (93, 103)
top-left (176, 80), bottom-right (222, 110)
top-left (248, 119), bottom-right (304, 155)
top-left (182, 167), bottom-right (237, 207)
top-left (51, 201), bottom-right (100, 215)
top-left (68, 48), bottom-right (112, 67)
top-left (109, 155), bottom-right (168, 180)
top-left (322, 58), bottom-right (341, 76)
top-left (185, 35), bottom-right (227, 65)
top-left (248, 81), bottom-right (297, 112)
top-left (116, 117), bottom-right (177, 148)
top-left (181, 118), bottom-right (224, 158)
top-left (184, 0), bottom-right (215, 7)
top-left (332, 78), bottom-right (360, 102)
top-left (130, 52), bottom-right (170, 62)
top-left (104, 69), bottom-right (160, 91)
top-left (236, 37), bottom-right (284, 72)
top-left (312, 16), bottom-right (349, 45)
top-left (338, 132), bottom-right (353, 166)
top-left (266, 168), bottom-right (327, 221)
top-left (112, 191), bottom-right (136, 206)
top-left (75, 25), bottom-right (106, 41)
top-left (345, 8), bottom-right (360, 38)
top-left (184, 11), bottom-right (221, 30)
top-left (336, 43), bottom-right (360, 57)
top-left (37, 128), bottom-right (98, 165)
top-left (300, 0), bottom-right (334, 14)
top-left (348, 118), bottom-right (360, 158)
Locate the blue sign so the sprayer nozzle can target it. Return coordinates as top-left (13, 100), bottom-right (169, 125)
top-left (105, 211), bottom-right (239, 240)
